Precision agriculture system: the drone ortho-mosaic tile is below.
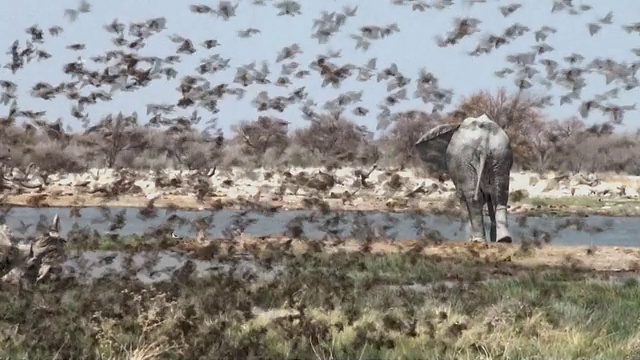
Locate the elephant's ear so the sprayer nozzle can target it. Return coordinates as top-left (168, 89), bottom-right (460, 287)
top-left (414, 123), bottom-right (461, 172)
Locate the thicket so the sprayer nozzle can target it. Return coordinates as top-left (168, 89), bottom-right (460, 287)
top-left (2, 87), bottom-right (639, 175)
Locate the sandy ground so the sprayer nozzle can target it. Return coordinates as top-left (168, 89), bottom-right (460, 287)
top-left (3, 191), bottom-right (640, 219)
top-left (3, 167), bottom-right (640, 215)
top-left (2, 192), bottom-right (411, 212)
top-left (201, 234), bottom-right (640, 273)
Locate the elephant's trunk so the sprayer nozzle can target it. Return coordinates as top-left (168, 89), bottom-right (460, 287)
top-left (473, 153), bottom-right (486, 202)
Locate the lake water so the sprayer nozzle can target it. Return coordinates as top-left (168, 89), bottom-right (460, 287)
top-left (4, 206), bottom-right (640, 284)
top-left (2, 206), bottom-right (639, 247)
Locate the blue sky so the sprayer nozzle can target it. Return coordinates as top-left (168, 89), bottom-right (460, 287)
top-left (2, 0), bottom-right (640, 135)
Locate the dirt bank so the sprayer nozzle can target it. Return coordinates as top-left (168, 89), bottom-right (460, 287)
top-left (2, 167), bottom-right (640, 216)
top-left (4, 191), bottom-right (640, 217)
top-left (176, 234), bottom-right (640, 273)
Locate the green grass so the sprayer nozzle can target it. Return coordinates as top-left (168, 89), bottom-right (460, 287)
top-left (66, 231), bottom-right (175, 251)
top-left (522, 195), bottom-right (640, 207)
top-left (1, 247), bottom-right (639, 359)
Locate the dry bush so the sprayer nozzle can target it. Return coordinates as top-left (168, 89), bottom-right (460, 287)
top-left (23, 140), bottom-right (92, 173)
top-left (170, 132), bottom-right (223, 170)
top-left (275, 143), bottom-right (316, 168)
top-left (120, 150), bottom-right (171, 171)
top-left (0, 87), bottom-right (639, 175)
top-left (510, 189), bottom-right (529, 202)
top-left (356, 141), bottom-right (381, 166)
top-left (220, 142), bottom-right (248, 168)
top-left (0, 124), bottom-right (75, 171)
top-left (0, 124), bottom-right (36, 148)
top-left (293, 114), bottom-right (376, 166)
top-left (92, 288), bottom-right (180, 359)
top-left (550, 130), bottom-right (640, 174)
top-left (527, 116), bottom-right (586, 173)
top-left (231, 116), bottom-right (289, 165)
top-left (261, 146), bottom-right (295, 168)
top-left (83, 112), bottom-right (140, 168)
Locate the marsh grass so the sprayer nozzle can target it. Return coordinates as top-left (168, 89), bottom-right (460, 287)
top-left (65, 231), bottom-right (187, 252)
top-left (524, 196), bottom-right (640, 208)
top-left (1, 245), bottom-right (640, 359)
top-left (75, 234), bottom-right (147, 251)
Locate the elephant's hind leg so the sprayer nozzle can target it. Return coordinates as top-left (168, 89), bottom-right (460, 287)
top-left (458, 190), bottom-right (486, 242)
top-left (455, 191), bottom-right (478, 242)
top-left (485, 193), bottom-right (497, 242)
top-left (493, 177), bottom-right (513, 243)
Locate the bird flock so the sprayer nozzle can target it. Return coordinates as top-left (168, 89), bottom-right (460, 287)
top-left (1, 0), bottom-right (640, 141)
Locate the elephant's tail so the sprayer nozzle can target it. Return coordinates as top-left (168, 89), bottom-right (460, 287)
top-left (473, 154), bottom-right (486, 202)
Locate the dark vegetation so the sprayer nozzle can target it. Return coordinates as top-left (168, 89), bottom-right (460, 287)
top-left (3, 87), bottom-right (640, 175)
top-left (3, 235), bottom-right (640, 359)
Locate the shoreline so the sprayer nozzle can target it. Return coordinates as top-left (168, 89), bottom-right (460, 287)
top-left (75, 234), bottom-right (640, 273)
top-left (3, 192), bottom-right (640, 217)
top-left (2, 167), bottom-right (640, 216)
top-left (219, 237), bottom-right (640, 273)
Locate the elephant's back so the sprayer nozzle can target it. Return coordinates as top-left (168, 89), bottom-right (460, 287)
top-left (467, 117), bottom-right (511, 150)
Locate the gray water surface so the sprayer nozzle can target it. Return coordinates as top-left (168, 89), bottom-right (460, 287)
top-left (3, 206), bottom-right (640, 247)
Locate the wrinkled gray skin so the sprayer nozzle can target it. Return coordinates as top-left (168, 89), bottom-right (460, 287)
top-left (415, 114), bottom-right (513, 243)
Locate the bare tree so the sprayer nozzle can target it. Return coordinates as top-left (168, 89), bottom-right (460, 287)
top-left (527, 119), bottom-right (556, 173)
top-left (525, 117), bottom-right (585, 173)
top-left (231, 116), bottom-right (289, 159)
top-left (83, 112), bottom-right (139, 168)
top-left (544, 119), bottom-right (640, 174)
top-left (167, 131), bottom-right (220, 170)
top-left (293, 114), bottom-right (375, 165)
top-left (551, 116), bottom-right (586, 138)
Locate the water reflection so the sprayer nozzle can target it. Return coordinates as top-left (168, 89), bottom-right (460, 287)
top-left (2, 206), bottom-right (639, 247)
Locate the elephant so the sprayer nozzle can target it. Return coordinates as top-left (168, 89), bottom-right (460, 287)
top-left (414, 114), bottom-right (513, 243)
